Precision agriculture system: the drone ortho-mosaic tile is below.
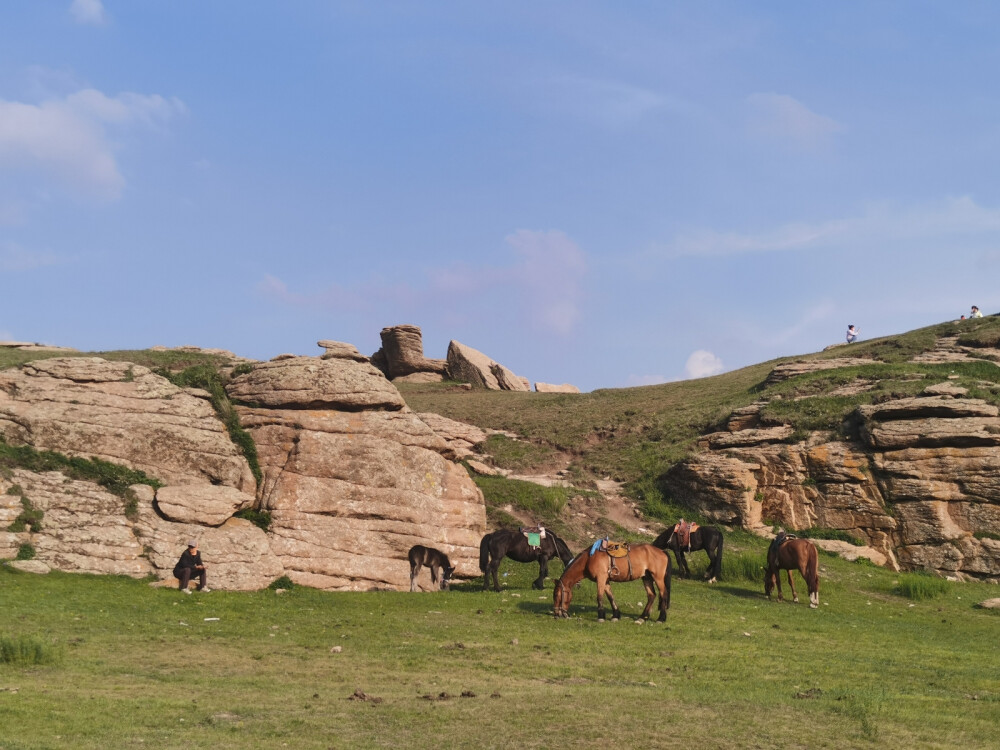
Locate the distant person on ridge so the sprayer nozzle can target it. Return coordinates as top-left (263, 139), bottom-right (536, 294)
top-left (971, 305), bottom-right (983, 318)
top-left (846, 324), bottom-right (859, 343)
top-left (173, 541), bottom-right (210, 593)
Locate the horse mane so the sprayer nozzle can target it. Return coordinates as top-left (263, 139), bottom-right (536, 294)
top-left (549, 531), bottom-right (574, 563)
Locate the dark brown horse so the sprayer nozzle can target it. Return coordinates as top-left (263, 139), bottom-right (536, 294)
top-left (408, 545), bottom-right (455, 592)
top-left (652, 522), bottom-right (724, 583)
top-left (479, 529), bottom-right (574, 591)
top-left (765, 536), bottom-right (819, 608)
top-left (553, 544), bottom-right (671, 622)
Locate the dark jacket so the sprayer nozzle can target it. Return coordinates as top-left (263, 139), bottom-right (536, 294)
top-left (173, 549), bottom-right (203, 577)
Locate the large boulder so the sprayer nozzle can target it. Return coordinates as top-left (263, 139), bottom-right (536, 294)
top-left (0, 358), bottom-right (255, 490)
top-left (369, 325), bottom-right (448, 380)
top-left (238, 403), bottom-right (486, 591)
top-left (155, 485), bottom-right (255, 526)
top-left (446, 340), bottom-right (529, 391)
top-left (226, 355), bottom-right (404, 410)
top-left (534, 382), bottom-right (581, 394)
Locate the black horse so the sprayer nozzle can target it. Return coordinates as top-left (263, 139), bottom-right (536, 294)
top-left (652, 522), bottom-right (724, 583)
top-left (408, 545), bottom-right (455, 592)
top-left (479, 528), bottom-right (574, 591)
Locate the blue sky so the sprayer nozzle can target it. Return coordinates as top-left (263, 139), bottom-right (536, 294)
top-left (2, 1), bottom-right (1000, 392)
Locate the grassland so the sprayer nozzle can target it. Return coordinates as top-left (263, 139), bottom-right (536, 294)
top-left (2, 534), bottom-right (998, 750)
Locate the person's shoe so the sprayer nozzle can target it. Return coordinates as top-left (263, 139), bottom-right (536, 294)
top-left (199, 587), bottom-right (211, 593)
top-left (183, 588), bottom-right (192, 595)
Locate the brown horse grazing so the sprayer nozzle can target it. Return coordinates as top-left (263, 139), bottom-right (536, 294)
top-left (553, 544), bottom-right (671, 622)
top-left (408, 545), bottom-right (455, 592)
top-left (765, 536), bottom-right (819, 608)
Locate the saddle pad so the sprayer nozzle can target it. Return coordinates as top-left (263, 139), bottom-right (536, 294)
top-left (527, 532), bottom-right (541, 548)
top-left (605, 542), bottom-right (629, 558)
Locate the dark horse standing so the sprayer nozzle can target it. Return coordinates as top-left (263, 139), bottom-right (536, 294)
top-left (480, 529), bottom-right (574, 591)
top-left (652, 522), bottom-right (724, 583)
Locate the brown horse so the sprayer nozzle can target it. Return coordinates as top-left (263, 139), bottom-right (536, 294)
top-left (765, 536), bottom-right (819, 608)
top-left (553, 544), bottom-right (671, 622)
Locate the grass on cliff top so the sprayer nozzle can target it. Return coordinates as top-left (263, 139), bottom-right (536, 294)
top-left (0, 347), bottom-right (234, 373)
top-left (1, 536), bottom-right (998, 750)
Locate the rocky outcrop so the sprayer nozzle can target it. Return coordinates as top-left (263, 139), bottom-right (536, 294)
top-left (369, 325), bottom-right (448, 381)
top-left (535, 382), bottom-right (581, 394)
top-left (0, 358), bottom-right (255, 490)
top-left (446, 340), bottom-right (529, 391)
top-left (226, 355), bottom-right (404, 411)
top-left (0, 346), bottom-right (487, 592)
top-left (416, 413), bottom-right (488, 457)
top-left (235, 356), bottom-right (486, 590)
top-left (663, 388), bottom-right (1000, 580)
top-left (317, 340), bottom-right (369, 362)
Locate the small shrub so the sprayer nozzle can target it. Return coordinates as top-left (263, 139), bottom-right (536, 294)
top-left (896, 571), bottom-right (949, 600)
top-left (5, 483), bottom-right (22, 496)
top-left (0, 635), bottom-right (58, 666)
top-left (15, 543), bottom-right (35, 561)
top-left (123, 488), bottom-right (140, 521)
top-left (231, 363), bottom-right (255, 377)
top-left (974, 531), bottom-right (1000, 542)
top-left (123, 366), bottom-right (135, 382)
top-left (234, 507), bottom-right (272, 532)
top-left (721, 551), bottom-right (766, 583)
top-left (7, 496), bottom-right (43, 532)
top-left (268, 575), bottom-right (294, 590)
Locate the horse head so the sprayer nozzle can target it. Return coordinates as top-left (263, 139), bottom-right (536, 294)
top-left (441, 564), bottom-right (456, 590)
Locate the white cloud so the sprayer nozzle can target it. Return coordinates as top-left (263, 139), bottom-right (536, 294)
top-left (683, 350), bottom-right (724, 379)
top-left (69, 0), bottom-right (106, 26)
top-left (746, 92), bottom-right (843, 148)
top-left (658, 196), bottom-right (1000, 260)
top-left (0, 89), bottom-right (186, 200)
top-left (0, 241), bottom-right (60, 271)
top-left (259, 229), bottom-right (589, 336)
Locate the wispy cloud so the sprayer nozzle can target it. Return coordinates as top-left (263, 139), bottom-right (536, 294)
top-left (69, 0), bottom-right (107, 26)
top-left (0, 89), bottom-right (186, 200)
top-left (746, 92), bottom-right (843, 148)
top-left (258, 229), bottom-right (589, 336)
top-left (656, 196), bottom-right (1000, 260)
top-left (0, 241), bottom-right (60, 271)
top-left (683, 350), bottom-right (724, 379)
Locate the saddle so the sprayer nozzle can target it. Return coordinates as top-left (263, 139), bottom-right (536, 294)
top-left (520, 526), bottom-right (546, 549)
top-left (673, 519), bottom-right (700, 550)
top-left (589, 538), bottom-right (631, 579)
top-left (769, 530), bottom-right (797, 557)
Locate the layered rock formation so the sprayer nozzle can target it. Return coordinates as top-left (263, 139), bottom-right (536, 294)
top-left (369, 325), bottom-right (447, 382)
top-left (662, 382), bottom-right (1000, 580)
top-left (0, 348), bottom-right (487, 591)
top-left (229, 354), bottom-right (486, 590)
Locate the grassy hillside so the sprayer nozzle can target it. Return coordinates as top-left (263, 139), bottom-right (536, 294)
top-left (402, 316), bottom-right (1000, 523)
top-left (1, 535), bottom-right (997, 749)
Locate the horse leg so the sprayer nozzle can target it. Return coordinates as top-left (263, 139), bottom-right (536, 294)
top-left (677, 549), bottom-right (690, 579)
top-left (410, 562), bottom-right (420, 592)
top-left (596, 576), bottom-right (607, 622)
top-left (489, 558), bottom-right (502, 592)
top-left (639, 573), bottom-right (655, 621)
top-left (605, 584), bottom-right (621, 621)
top-left (533, 555), bottom-right (548, 590)
top-left (774, 568), bottom-right (784, 602)
top-left (787, 569), bottom-right (799, 603)
top-left (429, 564), bottom-right (439, 590)
top-left (658, 564), bottom-right (670, 622)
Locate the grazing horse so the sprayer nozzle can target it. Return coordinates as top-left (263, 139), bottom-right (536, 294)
top-left (408, 545), bottom-right (455, 592)
top-left (553, 544), bottom-right (671, 622)
top-left (652, 521), bottom-right (724, 583)
top-left (479, 529), bottom-right (574, 591)
top-left (765, 536), bottom-right (819, 608)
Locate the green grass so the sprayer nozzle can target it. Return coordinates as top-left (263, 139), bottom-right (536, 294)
top-left (0, 438), bottom-right (162, 496)
top-left (473, 434), bottom-right (558, 473)
top-left (473, 475), bottom-right (584, 525)
top-left (0, 634), bottom-right (59, 666)
top-left (896, 571), bottom-right (951, 601)
top-left (0, 540), bottom-right (997, 749)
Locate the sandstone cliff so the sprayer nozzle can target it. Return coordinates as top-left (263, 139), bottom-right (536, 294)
top-left (0, 347), bottom-right (486, 591)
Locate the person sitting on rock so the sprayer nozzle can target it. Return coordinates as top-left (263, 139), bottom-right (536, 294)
top-left (846, 324), bottom-right (859, 343)
top-left (971, 305), bottom-right (984, 319)
top-left (173, 540), bottom-right (210, 593)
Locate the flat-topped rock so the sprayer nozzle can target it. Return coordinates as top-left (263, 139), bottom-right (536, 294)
top-left (534, 382), bottom-right (581, 393)
top-left (226, 355), bottom-right (404, 411)
top-left (370, 325), bottom-right (448, 379)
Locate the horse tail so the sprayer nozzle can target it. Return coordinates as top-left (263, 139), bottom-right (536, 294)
top-left (712, 530), bottom-right (724, 581)
top-left (805, 541), bottom-right (819, 591)
top-left (479, 533), bottom-right (492, 574)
